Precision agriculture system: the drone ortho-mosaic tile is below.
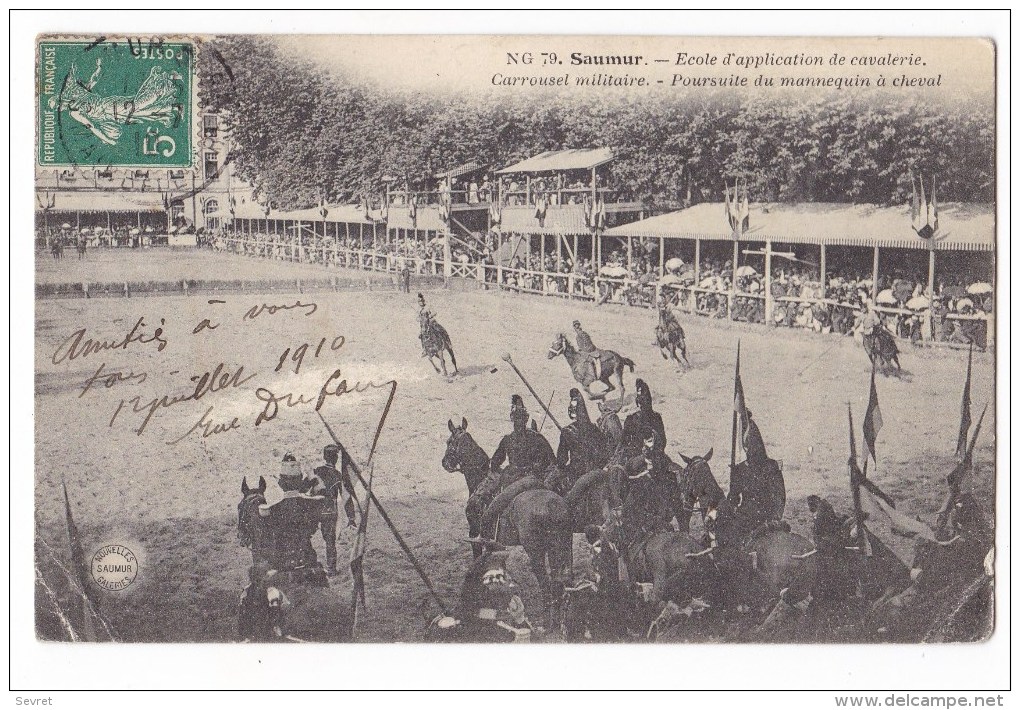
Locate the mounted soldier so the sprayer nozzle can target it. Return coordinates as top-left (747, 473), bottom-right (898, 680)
top-left (307, 444), bottom-right (359, 576)
top-left (572, 320), bottom-right (603, 378)
top-left (257, 454), bottom-right (328, 583)
top-left (418, 292), bottom-right (436, 358)
top-left (467, 394), bottom-right (556, 544)
top-left (620, 379), bottom-right (667, 460)
top-left (610, 429), bottom-right (683, 544)
top-left (727, 409), bottom-right (787, 532)
top-left (549, 388), bottom-right (609, 495)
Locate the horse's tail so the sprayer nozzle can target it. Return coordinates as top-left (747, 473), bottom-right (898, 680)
top-left (621, 356), bottom-right (636, 373)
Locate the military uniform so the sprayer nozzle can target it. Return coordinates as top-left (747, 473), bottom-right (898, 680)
top-left (307, 445), bottom-right (358, 575)
top-left (552, 388), bottom-right (608, 493)
top-left (573, 321), bottom-right (602, 377)
top-left (621, 379), bottom-right (667, 459)
top-left (469, 395), bottom-right (556, 542)
top-left (259, 490), bottom-right (326, 572)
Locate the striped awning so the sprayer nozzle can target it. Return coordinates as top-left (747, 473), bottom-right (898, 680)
top-left (604, 202), bottom-right (994, 252)
top-left (35, 190), bottom-right (167, 213)
top-left (497, 148), bottom-right (615, 175)
top-left (270, 204), bottom-right (378, 224)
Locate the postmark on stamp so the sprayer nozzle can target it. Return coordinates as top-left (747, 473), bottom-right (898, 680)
top-left (90, 544), bottom-right (138, 591)
top-left (38, 37), bottom-right (194, 168)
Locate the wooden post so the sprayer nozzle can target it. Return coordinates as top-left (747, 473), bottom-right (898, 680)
top-left (729, 238), bottom-right (739, 320)
top-left (626, 236), bottom-right (633, 274)
top-left (872, 246), bottom-right (880, 299)
top-left (659, 236), bottom-right (665, 276)
top-left (540, 233), bottom-right (546, 269)
top-left (819, 243), bottom-right (827, 294)
top-left (926, 246), bottom-right (937, 342)
top-left (764, 240), bottom-right (774, 326)
top-left (556, 233), bottom-right (562, 271)
top-left (694, 237), bottom-right (701, 284)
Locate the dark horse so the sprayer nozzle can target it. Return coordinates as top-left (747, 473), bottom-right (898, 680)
top-left (420, 312), bottom-right (459, 377)
top-left (236, 476), bottom-right (352, 642)
top-left (863, 325), bottom-right (901, 373)
top-left (440, 421), bottom-right (573, 617)
top-left (677, 451), bottom-right (816, 617)
top-left (655, 305), bottom-right (690, 370)
top-left (547, 333), bottom-right (636, 401)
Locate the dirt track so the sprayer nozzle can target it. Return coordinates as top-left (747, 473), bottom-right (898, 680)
top-left (35, 253), bottom-right (995, 642)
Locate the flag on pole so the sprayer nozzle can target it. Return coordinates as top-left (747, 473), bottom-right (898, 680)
top-left (862, 366), bottom-right (883, 464)
top-left (737, 180), bottom-right (750, 233)
top-left (918, 169), bottom-right (926, 232)
top-left (350, 464), bottom-right (374, 617)
top-left (956, 344), bottom-right (974, 460)
top-left (724, 182), bottom-right (737, 232)
top-left (732, 341), bottom-right (750, 463)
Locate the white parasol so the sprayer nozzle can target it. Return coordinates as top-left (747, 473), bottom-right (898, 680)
top-left (665, 257), bottom-right (685, 272)
top-left (967, 282), bottom-right (993, 295)
top-left (599, 265), bottom-right (628, 278)
top-left (735, 265), bottom-right (758, 277)
top-left (876, 289), bottom-right (897, 305)
top-left (659, 274), bottom-right (683, 286)
top-left (905, 295), bottom-right (930, 310)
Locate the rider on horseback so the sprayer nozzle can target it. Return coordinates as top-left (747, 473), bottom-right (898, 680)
top-left (727, 409), bottom-right (787, 532)
top-left (258, 454), bottom-right (327, 579)
top-left (620, 379), bottom-right (667, 460)
top-left (549, 388), bottom-right (609, 495)
top-left (573, 320), bottom-right (602, 379)
top-left (467, 394), bottom-right (556, 545)
top-left (418, 293), bottom-right (436, 358)
top-left (610, 429), bottom-right (682, 545)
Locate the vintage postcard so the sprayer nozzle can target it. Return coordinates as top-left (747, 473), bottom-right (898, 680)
top-left (27, 25), bottom-right (1000, 675)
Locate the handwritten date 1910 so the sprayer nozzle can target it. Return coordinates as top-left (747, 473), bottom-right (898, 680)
top-left (275, 335), bottom-right (346, 375)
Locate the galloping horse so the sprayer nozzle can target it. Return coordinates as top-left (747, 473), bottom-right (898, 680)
top-left (655, 306), bottom-right (690, 370)
top-left (547, 333), bottom-right (636, 401)
top-left (440, 422), bottom-right (573, 616)
top-left (420, 311), bottom-right (459, 377)
top-left (236, 477), bottom-right (352, 642)
top-left (863, 324), bottom-right (901, 373)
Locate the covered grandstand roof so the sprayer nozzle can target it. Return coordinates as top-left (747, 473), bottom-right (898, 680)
top-left (433, 162), bottom-right (486, 180)
top-left (35, 190), bottom-right (167, 213)
top-left (496, 148), bottom-right (615, 175)
top-left (270, 204), bottom-right (377, 224)
top-left (604, 202), bottom-right (994, 252)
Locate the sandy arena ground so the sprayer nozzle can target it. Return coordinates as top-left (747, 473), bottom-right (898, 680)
top-left (34, 250), bottom-right (995, 642)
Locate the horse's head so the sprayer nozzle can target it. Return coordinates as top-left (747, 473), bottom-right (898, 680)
top-left (442, 417), bottom-right (474, 472)
top-left (677, 448), bottom-right (722, 510)
top-left (547, 333), bottom-right (567, 359)
top-left (237, 476), bottom-right (267, 549)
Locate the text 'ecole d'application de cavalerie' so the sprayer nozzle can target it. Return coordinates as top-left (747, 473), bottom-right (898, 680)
top-left (33, 34), bottom-right (994, 650)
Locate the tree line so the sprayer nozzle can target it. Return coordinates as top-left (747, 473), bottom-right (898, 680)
top-left (198, 36), bottom-right (995, 211)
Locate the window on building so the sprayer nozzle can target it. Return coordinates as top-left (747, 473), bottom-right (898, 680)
top-left (204, 152), bottom-right (219, 181)
top-left (203, 199), bottom-right (219, 215)
top-left (203, 115), bottom-right (219, 138)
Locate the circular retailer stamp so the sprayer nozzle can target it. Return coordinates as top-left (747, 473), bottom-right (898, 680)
top-left (90, 544), bottom-right (138, 591)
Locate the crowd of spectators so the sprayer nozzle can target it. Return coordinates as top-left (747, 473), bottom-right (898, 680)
top-left (202, 225), bottom-right (995, 349)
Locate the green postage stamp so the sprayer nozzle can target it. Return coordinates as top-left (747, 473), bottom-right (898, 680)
top-left (38, 38), bottom-right (194, 168)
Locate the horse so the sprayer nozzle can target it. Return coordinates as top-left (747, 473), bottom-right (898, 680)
top-left (235, 476), bottom-right (352, 642)
top-left (420, 312), bottom-right (459, 377)
top-left (440, 424), bottom-right (573, 621)
top-left (76, 238), bottom-right (87, 260)
top-left (862, 325), bottom-right (901, 372)
top-left (655, 307), bottom-right (690, 370)
top-left (676, 451), bottom-right (817, 618)
top-left (547, 333), bottom-right (636, 401)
